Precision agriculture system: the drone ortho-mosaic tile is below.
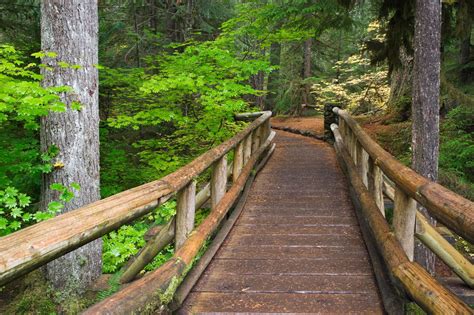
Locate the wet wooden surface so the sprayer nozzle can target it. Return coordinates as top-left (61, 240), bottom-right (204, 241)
top-left (179, 131), bottom-right (384, 314)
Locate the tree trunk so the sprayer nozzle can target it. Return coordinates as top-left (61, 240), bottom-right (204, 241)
top-left (302, 38), bottom-right (312, 107)
top-left (412, 0), bottom-right (441, 275)
top-left (458, 0), bottom-right (473, 82)
top-left (265, 42), bottom-right (281, 111)
top-left (41, 0), bottom-right (101, 294)
top-left (250, 70), bottom-right (265, 109)
top-left (387, 47), bottom-right (413, 121)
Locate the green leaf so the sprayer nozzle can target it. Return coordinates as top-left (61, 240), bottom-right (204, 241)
top-left (60, 190), bottom-right (74, 202)
top-left (71, 101), bottom-right (82, 111)
top-left (9, 220), bottom-right (21, 230)
top-left (47, 201), bottom-right (64, 213)
top-left (0, 217), bottom-right (8, 230)
top-left (18, 194), bottom-right (30, 207)
top-left (10, 207), bottom-right (23, 218)
top-left (50, 183), bottom-right (65, 192)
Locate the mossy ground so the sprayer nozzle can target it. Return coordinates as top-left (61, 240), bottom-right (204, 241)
top-left (0, 270), bottom-right (111, 314)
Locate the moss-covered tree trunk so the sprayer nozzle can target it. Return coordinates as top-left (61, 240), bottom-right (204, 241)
top-left (412, 0), bottom-right (441, 274)
top-left (40, 0), bottom-right (101, 294)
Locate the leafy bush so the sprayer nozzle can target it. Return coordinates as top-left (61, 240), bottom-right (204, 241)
top-left (102, 201), bottom-right (177, 273)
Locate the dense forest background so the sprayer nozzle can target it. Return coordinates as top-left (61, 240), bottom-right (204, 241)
top-left (0, 0), bottom-right (472, 312)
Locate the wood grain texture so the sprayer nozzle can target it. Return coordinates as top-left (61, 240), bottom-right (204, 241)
top-left (0, 113), bottom-right (271, 286)
top-left (334, 108), bottom-right (474, 244)
top-left (180, 131), bottom-right (384, 314)
top-left (331, 123), bottom-right (471, 315)
top-left (84, 131), bottom-right (275, 314)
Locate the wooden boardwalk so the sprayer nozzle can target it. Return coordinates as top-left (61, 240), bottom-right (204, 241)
top-left (179, 130), bottom-right (384, 314)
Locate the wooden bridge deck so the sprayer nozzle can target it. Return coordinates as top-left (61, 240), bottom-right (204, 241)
top-left (179, 130), bottom-right (384, 314)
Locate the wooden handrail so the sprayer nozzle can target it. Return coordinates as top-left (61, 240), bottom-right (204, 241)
top-left (0, 111), bottom-right (272, 287)
top-left (333, 107), bottom-right (474, 243)
top-left (331, 123), bottom-right (471, 314)
top-left (84, 130), bottom-right (276, 314)
top-left (382, 177), bottom-right (474, 288)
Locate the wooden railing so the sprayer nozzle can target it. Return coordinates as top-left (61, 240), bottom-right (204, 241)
top-left (0, 111), bottom-right (274, 313)
top-left (330, 107), bottom-right (473, 314)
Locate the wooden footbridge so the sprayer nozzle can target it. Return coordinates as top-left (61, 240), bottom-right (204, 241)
top-left (1, 109), bottom-right (473, 314)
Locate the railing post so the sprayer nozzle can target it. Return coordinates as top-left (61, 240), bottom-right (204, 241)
top-left (351, 133), bottom-right (358, 163)
top-left (324, 104), bottom-right (338, 142)
top-left (356, 143), bottom-right (368, 187)
top-left (243, 132), bottom-right (252, 164)
top-left (368, 156), bottom-right (385, 216)
top-left (252, 126), bottom-right (261, 153)
top-left (233, 141), bottom-right (244, 182)
top-left (175, 181), bottom-right (196, 249)
top-left (393, 185), bottom-right (416, 261)
top-left (211, 155), bottom-right (227, 209)
top-left (339, 117), bottom-right (346, 142)
top-left (260, 118), bottom-right (270, 144)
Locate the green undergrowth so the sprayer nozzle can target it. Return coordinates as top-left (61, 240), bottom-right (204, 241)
top-left (360, 106), bottom-right (474, 201)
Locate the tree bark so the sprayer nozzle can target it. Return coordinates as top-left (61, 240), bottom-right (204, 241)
top-left (388, 47), bottom-right (413, 121)
top-left (412, 0), bottom-right (441, 275)
top-left (265, 42), bottom-right (281, 111)
top-left (41, 0), bottom-right (101, 293)
top-left (458, 0), bottom-right (473, 82)
top-left (302, 38), bottom-right (312, 107)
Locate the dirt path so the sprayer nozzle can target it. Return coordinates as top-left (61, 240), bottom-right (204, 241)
top-left (271, 116), bottom-right (324, 137)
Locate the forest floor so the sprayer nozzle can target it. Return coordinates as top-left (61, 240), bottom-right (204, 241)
top-left (271, 116), bottom-right (324, 136)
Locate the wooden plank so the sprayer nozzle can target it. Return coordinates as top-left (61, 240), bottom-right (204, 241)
top-left (230, 224), bottom-right (362, 236)
top-left (223, 233), bottom-right (366, 248)
top-left (180, 292), bottom-right (384, 314)
top-left (243, 207), bottom-right (356, 217)
top-left (193, 273), bottom-right (379, 294)
top-left (205, 258), bottom-right (374, 276)
top-left (215, 245), bottom-right (369, 260)
top-left (84, 131), bottom-right (276, 314)
top-left (335, 108), bottom-right (474, 243)
top-left (170, 140), bottom-right (276, 311)
top-left (179, 131), bottom-right (383, 314)
top-left (238, 215), bottom-right (358, 225)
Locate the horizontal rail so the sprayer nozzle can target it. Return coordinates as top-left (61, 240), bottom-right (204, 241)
top-left (0, 111), bottom-right (272, 287)
top-left (84, 130), bottom-right (276, 314)
top-left (333, 108), bottom-right (474, 243)
top-left (382, 178), bottom-right (474, 288)
top-left (331, 124), bottom-right (471, 314)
